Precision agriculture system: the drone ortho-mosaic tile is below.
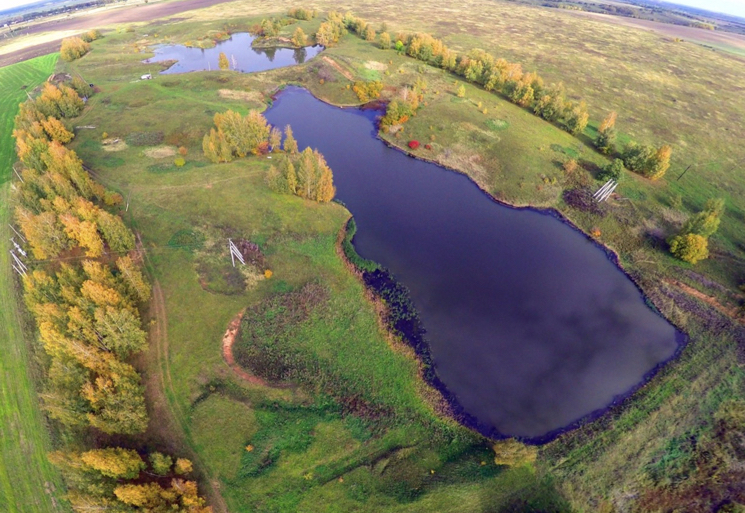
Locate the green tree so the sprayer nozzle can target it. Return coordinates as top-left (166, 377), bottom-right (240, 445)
top-left (149, 452), bottom-right (174, 476)
top-left (681, 198), bottom-right (724, 238)
top-left (95, 307), bottom-right (147, 358)
top-left (218, 52), bottom-right (230, 70)
top-left (81, 448), bottom-right (145, 479)
top-left (669, 233), bottom-right (709, 264)
top-left (597, 159), bottom-right (624, 182)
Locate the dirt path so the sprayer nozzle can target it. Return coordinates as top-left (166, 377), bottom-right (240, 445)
top-left (136, 233), bottom-right (228, 513)
top-left (665, 278), bottom-right (744, 323)
top-left (0, 0), bottom-right (234, 68)
top-left (322, 56), bottom-right (354, 81)
top-left (221, 308), bottom-right (271, 386)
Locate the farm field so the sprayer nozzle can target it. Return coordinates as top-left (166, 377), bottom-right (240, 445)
top-left (3, 1), bottom-right (745, 512)
top-left (0, 53), bottom-right (67, 513)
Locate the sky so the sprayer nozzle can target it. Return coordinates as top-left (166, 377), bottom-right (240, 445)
top-left (2, 0), bottom-right (745, 18)
top-left (666, 0), bottom-right (745, 18)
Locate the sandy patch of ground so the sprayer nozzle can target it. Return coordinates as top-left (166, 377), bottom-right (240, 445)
top-left (144, 145), bottom-right (176, 158)
top-left (322, 56), bottom-right (354, 81)
top-left (218, 89), bottom-right (264, 103)
top-left (364, 60), bottom-right (388, 71)
top-left (102, 137), bottom-right (127, 152)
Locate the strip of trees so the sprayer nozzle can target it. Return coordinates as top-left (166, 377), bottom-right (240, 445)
top-left (60, 30), bottom-right (101, 62)
top-left (11, 79), bottom-right (211, 511)
top-left (326, 12), bottom-right (673, 180)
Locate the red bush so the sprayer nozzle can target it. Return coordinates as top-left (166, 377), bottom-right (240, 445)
top-left (424, 144), bottom-right (432, 150)
top-left (408, 140), bottom-right (420, 149)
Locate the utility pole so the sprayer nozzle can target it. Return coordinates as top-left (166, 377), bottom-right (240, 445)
top-left (228, 239), bottom-right (245, 267)
top-left (677, 164), bottom-right (692, 181)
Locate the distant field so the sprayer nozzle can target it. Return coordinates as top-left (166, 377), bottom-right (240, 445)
top-left (571, 10), bottom-right (745, 54)
top-left (0, 53), bottom-right (68, 513)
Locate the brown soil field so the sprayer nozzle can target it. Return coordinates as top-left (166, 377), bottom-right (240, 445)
top-left (0, 0), bottom-right (234, 68)
top-left (571, 11), bottom-right (745, 52)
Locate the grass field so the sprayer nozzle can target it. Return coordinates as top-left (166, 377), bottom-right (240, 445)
top-left (5, 2), bottom-right (745, 511)
top-left (0, 53), bottom-right (68, 513)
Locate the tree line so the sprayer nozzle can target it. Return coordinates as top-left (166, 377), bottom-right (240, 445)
top-left (11, 80), bottom-right (211, 511)
top-left (325, 12), bottom-right (673, 180)
top-left (60, 30), bottom-right (102, 62)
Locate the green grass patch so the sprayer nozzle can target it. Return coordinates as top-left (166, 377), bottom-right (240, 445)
top-left (0, 53), bottom-right (68, 513)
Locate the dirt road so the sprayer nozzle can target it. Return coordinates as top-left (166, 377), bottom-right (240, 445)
top-left (0, 0), bottom-right (235, 68)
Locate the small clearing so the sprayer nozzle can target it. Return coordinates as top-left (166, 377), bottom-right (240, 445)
top-left (144, 145), bottom-right (177, 158)
top-left (218, 89), bottom-right (264, 103)
top-left (364, 60), bottom-right (388, 71)
top-left (102, 138), bottom-right (127, 152)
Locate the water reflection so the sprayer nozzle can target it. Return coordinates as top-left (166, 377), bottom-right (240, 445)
top-left (144, 32), bottom-right (323, 74)
top-left (264, 87), bottom-right (682, 440)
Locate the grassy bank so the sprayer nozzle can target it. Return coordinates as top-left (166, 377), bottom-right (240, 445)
top-left (0, 53), bottom-right (68, 513)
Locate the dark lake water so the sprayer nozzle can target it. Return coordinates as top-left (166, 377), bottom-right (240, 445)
top-left (144, 32), bottom-right (323, 74)
top-left (265, 86), bottom-right (682, 440)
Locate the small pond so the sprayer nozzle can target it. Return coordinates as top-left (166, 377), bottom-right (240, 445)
top-left (264, 87), bottom-right (683, 441)
top-left (144, 32), bottom-right (323, 74)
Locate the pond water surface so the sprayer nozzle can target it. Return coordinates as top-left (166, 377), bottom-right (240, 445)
top-left (144, 32), bottom-right (323, 74)
top-left (265, 87), bottom-right (682, 440)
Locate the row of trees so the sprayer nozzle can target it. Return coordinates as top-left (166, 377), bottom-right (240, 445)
top-left (287, 7), bottom-right (317, 20)
top-left (335, 12), bottom-right (672, 179)
top-left (49, 448), bottom-right (210, 512)
top-left (595, 111), bottom-right (672, 180)
top-left (60, 36), bottom-right (91, 62)
top-left (202, 109), bottom-right (277, 162)
top-left (265, 147), bottom-right (336, 202)
top-left (315, 11), bottom-right (347, 47)
top-left (12, 80), bottom-right (212, 511)
top-left (668, 198), bottom-right (724, 264)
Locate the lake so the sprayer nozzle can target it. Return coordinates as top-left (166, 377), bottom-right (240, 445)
top-left (144, 32), bottom-right (323, 74)
top-left (265, 86), bottom-right (682, 440)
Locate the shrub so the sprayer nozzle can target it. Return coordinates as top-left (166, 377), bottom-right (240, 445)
top-left (597, 159), bottom-right (624, 182)
top-left (174, 157), bottom-right (185, 167)
top-left (178, 146), bottom-right (188, 156)
top-left (669, 233), bottom-right (709, 264)
top-left (408, 140), bottom-right (420, 149)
